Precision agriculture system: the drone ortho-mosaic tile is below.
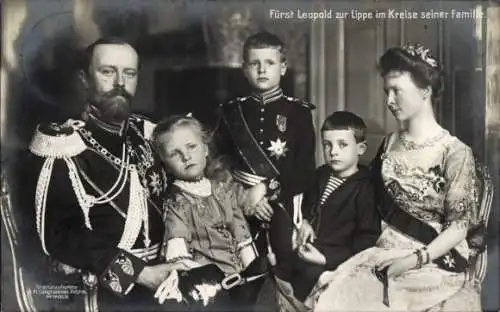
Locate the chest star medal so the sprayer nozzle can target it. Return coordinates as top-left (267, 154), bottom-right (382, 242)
top-left (267, 138), bottom-right (288, 159)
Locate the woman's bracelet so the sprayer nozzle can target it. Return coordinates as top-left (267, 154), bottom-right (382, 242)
top-left (421, 247), bottom-right (430, 265)
top-left (413, 247), bottom-right (430, 269)
top-left (413, 249), bottom-right (423, 269)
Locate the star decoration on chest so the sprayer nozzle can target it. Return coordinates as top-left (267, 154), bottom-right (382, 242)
top-left (149, 172), bottom-right (162, 196)
top-left (267, 138), bottom-right (288, 159)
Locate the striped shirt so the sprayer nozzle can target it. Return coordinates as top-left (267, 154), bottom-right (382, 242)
top-left (319, 175), bottom-right (346, 206)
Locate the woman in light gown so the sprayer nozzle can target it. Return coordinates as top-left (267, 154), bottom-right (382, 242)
top-left (305, 43), bottom-right (482, 311)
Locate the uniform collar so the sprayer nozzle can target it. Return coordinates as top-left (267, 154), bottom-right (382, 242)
top-left (87, 113), bottom-right (129, 137)
top-left (250, 87), bottom-right (283, 105)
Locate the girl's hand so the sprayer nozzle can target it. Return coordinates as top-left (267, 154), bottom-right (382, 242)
top-left (170, 259), bottom-right (202, 271)
top-left (254, 198), bottom-right (273, 222)
top-left (376, 253), bottom-right (418, 278)
top-left (154, 270), bottom-right (183, 304)
top-left (247, 182), bottom-right (267, 208)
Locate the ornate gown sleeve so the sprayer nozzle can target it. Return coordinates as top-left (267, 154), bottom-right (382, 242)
top-left (443, 141), bottom-right (478, 230)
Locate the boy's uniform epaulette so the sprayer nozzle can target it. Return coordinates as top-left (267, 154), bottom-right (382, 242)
top-left (221, 96), bottom-right (250, 107)
top-left (29, 119), bottom-right (87, 159)
top-left (285, 96), bottom-right (316, 110)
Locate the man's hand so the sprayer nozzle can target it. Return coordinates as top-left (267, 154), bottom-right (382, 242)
top-left (254, 198), bottom-right (274, 222)
top-left (298, 243), bottom-right (326, 266)
top-left (136, 264), bottom-right (173, 290)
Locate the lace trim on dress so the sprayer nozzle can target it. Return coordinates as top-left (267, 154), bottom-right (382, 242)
top-left (173, 178), bottom-right (212, 197)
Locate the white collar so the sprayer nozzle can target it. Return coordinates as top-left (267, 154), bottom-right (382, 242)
top-left (173, 178), bottom-right (212, 197)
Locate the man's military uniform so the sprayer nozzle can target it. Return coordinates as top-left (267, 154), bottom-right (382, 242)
top-left (28, 114), bottom-right (175, 311)
top-left (215, 87), bottom-right (316, 281)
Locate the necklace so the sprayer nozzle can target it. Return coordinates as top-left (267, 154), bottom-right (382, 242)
top-left (399, 129), bottom-right (448, 151)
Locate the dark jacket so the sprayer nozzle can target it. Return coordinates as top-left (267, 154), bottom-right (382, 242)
top-left (214, 88), bottom-right (316, 272)
top-left (28, 115), bottom-right (168, 304)
top-left (291, 164), bottom-right (381, 300)
top-left (305, 164), bottom-right (381, 268)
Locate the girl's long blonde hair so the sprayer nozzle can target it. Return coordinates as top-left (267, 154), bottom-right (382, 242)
top-left (152, 114), bottom-right (231, 182)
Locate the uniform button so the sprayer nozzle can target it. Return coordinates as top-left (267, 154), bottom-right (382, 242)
top-left (260, 108), bottom-right (265, 112)
top-left (259, 129), bottom-right (263, 132)
top-left (260, 118), bottom-right (264, 122)
top-left (259, 141), bottom-right (264, 145)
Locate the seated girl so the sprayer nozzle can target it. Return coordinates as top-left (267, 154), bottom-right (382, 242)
top-left (306, 44), bottom-right (482, 311)
top-left (151, 114), bottom-right (273, 310)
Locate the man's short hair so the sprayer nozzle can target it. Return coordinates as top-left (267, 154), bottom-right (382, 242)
top-left (242, 31), bottom-right (286, 62)
top-left (321, 111), bottom-right (367, 143)
top-left (80, 37), bottom-right (138, 74)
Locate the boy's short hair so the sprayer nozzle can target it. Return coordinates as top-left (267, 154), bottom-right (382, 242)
top-left (242, 31), bottom-right (286, 62)
top-left (321, 111), bottom-right (367, 143)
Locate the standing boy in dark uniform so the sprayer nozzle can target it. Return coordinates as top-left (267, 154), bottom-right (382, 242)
top-left (215, 31), bottom-right (316, 285)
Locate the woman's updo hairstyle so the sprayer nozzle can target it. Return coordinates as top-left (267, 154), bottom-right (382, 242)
top-left (378, 43), bottom-right (444, 104)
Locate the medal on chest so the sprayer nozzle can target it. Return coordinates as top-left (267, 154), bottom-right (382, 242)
top-left (267, 138), bottom-right (288, 159)
top-left (276, 114), bottom-right (287, 133)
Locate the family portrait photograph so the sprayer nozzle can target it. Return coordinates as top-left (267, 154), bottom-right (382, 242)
top-left (1, 0), bottom-right (499, 311)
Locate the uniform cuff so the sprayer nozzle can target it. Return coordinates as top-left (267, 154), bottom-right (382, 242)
top-left (99, 250), bottom-right (145, 297)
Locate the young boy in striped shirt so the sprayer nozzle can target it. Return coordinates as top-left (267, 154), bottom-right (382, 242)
top-left (290, 111), bottom-right (381, 302)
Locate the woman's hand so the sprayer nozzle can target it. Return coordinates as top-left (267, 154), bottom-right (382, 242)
top-left (376, 253), bottom-right (418, 278)
top-left (298, 243), bottom-right (326, 265)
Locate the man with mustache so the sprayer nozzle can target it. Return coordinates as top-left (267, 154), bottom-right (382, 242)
top-left (27, 38), bottom-right (182, 311)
